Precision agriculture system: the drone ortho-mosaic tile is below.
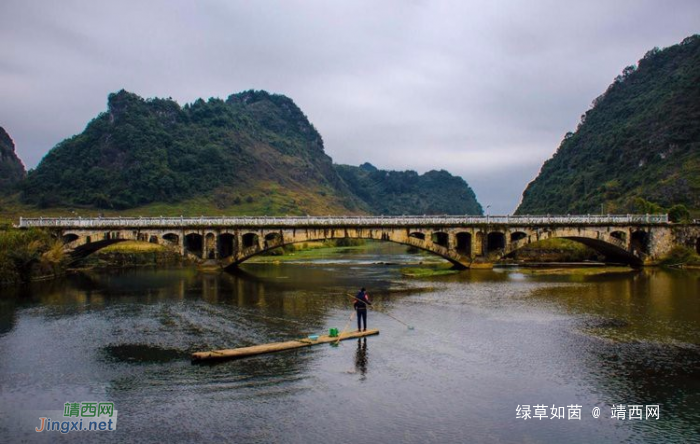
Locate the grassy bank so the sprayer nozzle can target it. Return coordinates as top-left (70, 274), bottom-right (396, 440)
top-left (248, 239), bottom-right (368, 263)
top-left (100, 241), bottom-right (166, 253)
top-left (0, 228), bottom-right (66, 285)
top-left (659, 246), bottom-right (700, 267)
top-left (78, 240), bottom-right (183, 268)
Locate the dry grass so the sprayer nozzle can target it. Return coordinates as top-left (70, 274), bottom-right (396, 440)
top-left (100, 241), bottom-right (165, 253)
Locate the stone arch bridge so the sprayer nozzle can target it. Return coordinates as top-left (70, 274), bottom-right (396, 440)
top-left (17, 214), bottom-right (700, 269)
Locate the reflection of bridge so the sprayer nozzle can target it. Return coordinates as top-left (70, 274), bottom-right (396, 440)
top-left (17, 214), bottom-right (700, 268)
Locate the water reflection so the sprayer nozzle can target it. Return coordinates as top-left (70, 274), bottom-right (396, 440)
top-left (355, 338), bottom-right (369, 380)
top-left (1, 253), bottom-right (699, 443)
top-left (510, 268), bottom-right (700, 442)
top-left (103, 344), bottom-right (185, 364)
top-left (524, 269), bottom-right (700, 344)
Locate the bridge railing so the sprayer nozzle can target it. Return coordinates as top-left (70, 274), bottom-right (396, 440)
top-left (17, 214), bottom-right (669, 228)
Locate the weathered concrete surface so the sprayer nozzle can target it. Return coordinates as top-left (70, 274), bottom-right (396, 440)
top-left (21, 215), bottom-right (698, 269)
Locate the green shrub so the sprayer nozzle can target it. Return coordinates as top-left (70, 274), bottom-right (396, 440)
top-left (0, 228), bottom-right (65, 285)
top-left (333, 238), bottom-right (365, 247)
top-left (668, 204), bottom-right (691, 223)
top-left (659, 246), bottom-right (700, 266)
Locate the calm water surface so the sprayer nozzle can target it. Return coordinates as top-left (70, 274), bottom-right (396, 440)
top-left (1, 244), bottom-right (699, 443)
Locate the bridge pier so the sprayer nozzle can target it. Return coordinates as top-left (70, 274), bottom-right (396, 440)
top-left (205, 232), bottom-right (217, 259)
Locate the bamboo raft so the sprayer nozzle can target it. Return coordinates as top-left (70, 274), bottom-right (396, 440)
top-left (191, 329), bottom-right (380, 362)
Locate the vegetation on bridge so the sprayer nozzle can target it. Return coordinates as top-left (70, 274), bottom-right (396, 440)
top-left (517, 35), bottom-right (700, 216)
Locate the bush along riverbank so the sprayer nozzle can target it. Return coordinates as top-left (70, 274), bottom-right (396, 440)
top-left (75, 241), bottom-right (184, 269)
top-left (504, 238), bottom-right (605, 263)
top-left (0, 228), bottom-right (66, 286)
top-left (659, 246), bottom-right (700, 268)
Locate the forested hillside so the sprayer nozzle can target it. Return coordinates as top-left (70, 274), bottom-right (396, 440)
top-left (21, 90), bottom-right (362, 214)
top-left (517, 35), bottom-right (700, 216)
top-left (336, 163), bottom-right (482, 215)
top-left (16, 90), bottom-right (482, 216)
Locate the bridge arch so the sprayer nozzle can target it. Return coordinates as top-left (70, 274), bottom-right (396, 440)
top-left (226, 231), bottom-right (472, 270)
top-left (561, 236), bottom-right (642, 265)
top-left (510, 231), bottom-right (527, 243)
top-left (68, 238), bottom-right (128, 261)
top-left (630, 230), bottom-right (650, 255)
top-left (218, 233), bottom-right (235, 258)
top-left (264, 232), bottom-right (280, 242)
top-left (185, 233), bottom-right (204, 258)
top-left (263, 232), bottom-right (282, 246)
top-left (62, 233), bottom-right (80, 245)
top-left (409, 232), bottom-right (426, 241)
top-left (242, 233), bottom-right (259, 248)
top-left (431, 232), bottom-right (449, 248)
top-left (162, 233), bottom-right (179, 246)
top-left (503, 228), bottom-right (644, 266)
top-left (455, 232), bottom-right (471, 255)
top-left (487, 232), bottom-right (505, 254)
top-left (610, 230), bottom-right (626, 242)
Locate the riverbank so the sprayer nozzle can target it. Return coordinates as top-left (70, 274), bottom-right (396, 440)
top-left (0, 228), bottom-right (66, 286)
top-left (658, 245), bottom-right (700, 267)
top-left (0, 231), bottom-right (186, 288)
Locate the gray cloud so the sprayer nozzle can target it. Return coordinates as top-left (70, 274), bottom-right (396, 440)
top-left (1, 0), bottom-right (698, 213)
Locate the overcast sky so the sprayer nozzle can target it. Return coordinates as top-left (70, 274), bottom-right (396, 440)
top-left (0, 0), bottom-right (698, 213)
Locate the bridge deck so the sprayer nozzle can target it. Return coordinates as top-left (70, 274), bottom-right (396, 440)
top-left (18, 214), bottom-right (670, 229)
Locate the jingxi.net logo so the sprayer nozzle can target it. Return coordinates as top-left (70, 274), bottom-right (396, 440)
top-left (35, 402), bottom-right (117, 434)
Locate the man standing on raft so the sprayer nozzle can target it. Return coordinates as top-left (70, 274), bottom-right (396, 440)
top-left (354, 287), bottom-right (372, 332)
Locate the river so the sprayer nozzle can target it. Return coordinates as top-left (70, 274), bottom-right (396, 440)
top-left (1, 243), bottom-right (699, 443)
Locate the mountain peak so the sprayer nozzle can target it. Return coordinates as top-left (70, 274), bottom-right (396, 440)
top-left (227, 89), bottom-right (322, 146)
top-left (516, 34), bottom-right (700, 214)
top-left (0, 126), bottom-right (27, 191)
top-left (359, 162), bottom-right (378, 172)
top-left (21, 91), bottom-right (352, 211)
